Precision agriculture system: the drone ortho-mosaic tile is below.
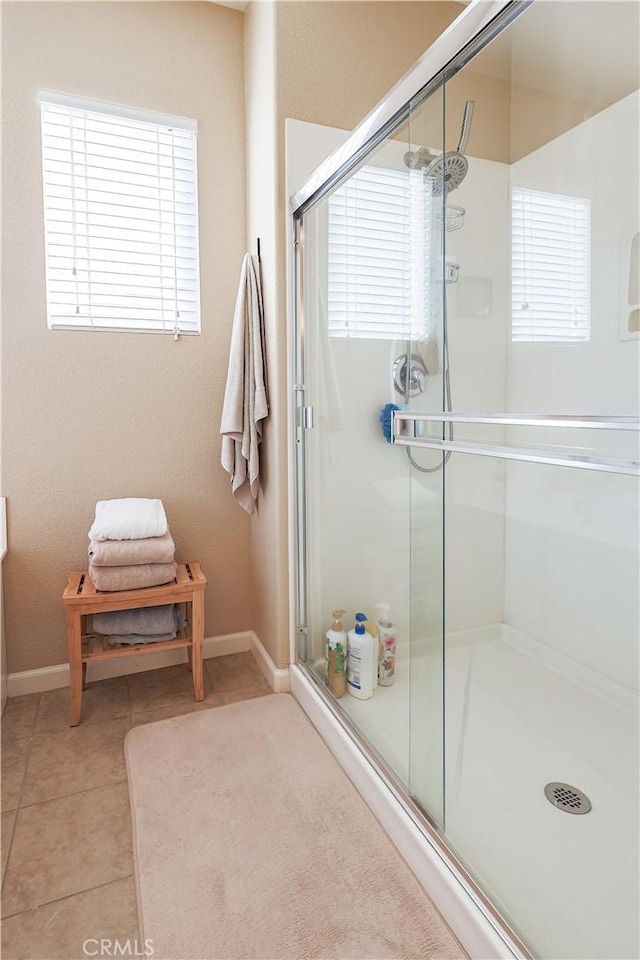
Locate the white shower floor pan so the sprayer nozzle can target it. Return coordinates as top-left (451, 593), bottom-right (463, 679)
top-left (336, 623), bottom-right (639, 960)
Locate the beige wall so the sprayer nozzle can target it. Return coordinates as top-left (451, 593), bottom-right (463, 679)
top-left (2, 0), bottom-right (469, 677)
top-left (276, 1), bottom-right (460, 132)
top-left (442, 68), bottom-right (590, 165)
top-left (244, 1), bottom-right (288, 670)
top-left (1, 2), bottom-right (248, 674)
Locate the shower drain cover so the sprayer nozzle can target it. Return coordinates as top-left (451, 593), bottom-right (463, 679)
top-left (544, 782), bottom-right (592, 815)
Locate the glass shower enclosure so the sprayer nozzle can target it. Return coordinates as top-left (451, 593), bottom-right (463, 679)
top-left (291, 2), bottom-right (639, 956)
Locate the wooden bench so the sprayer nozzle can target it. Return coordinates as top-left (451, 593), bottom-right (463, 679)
top-left (62, 561), bottom-right (207, 726)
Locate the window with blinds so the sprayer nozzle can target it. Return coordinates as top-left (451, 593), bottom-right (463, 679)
top-left (511, 187), bottom-right (590, 342)
top-left (40, 92), bottom-right (200, 334)
top-left (327, 165), bottom-right (432, 340)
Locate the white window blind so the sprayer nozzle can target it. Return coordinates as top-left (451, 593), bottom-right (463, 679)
top-left (511, 187), bottom-right (590, 342)
top-left (328, 165), bottom-right (432, 340)
top-left (40, 93), bottom-right (200, 334)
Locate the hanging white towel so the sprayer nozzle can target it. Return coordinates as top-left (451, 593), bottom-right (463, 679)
top-left (220, 254), bottom-right (268, 515)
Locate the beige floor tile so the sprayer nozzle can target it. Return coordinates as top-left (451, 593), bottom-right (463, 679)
top-left (127, 663), bottom-right (212, 712)
top-left (130, 695), bottom-right (223, 728)
top-left (36, 678), bottom-right (130, 734)
top-left (1, 695), bottom-right (39, 742)
top-left (2, 809), bottom-right (17, 884)
top-left (219, 685), bottom-right (273, 706)
top-left (2, 782), bottom-right (132, 917)
top-left (206, 651), bottom-right (268, 694)
top-left (0, 876), bottom-right (138, 960)
top-left (21, 717), bottom-right (130, 807)
top-left (1, 738), bottom-right (31, 812)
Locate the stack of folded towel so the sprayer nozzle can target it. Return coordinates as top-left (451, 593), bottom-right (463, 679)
top-left (88, 498), bottom-right (176, 591)
top-left (88, 498), bottom-right (181, 645)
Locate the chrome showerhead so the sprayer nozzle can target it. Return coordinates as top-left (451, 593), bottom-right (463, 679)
top-left (403, 100), bottom-right (475, 196)
top-left (424, 152), bottom-right (469, 197)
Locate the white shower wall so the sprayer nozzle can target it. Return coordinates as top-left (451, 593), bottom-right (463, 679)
top-left (504, 91), bottom-right (640, 695)
top-left (442, 156), bottom-right (510, 635)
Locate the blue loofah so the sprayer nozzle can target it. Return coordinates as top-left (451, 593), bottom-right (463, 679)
top-left (379, 403), bottom-right (401, 443)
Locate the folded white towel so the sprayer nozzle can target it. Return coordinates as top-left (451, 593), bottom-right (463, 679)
top-left (89, 498), bottom-right (168, 542)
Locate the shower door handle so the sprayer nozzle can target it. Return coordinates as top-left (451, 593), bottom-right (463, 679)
top-left (391, 410), bottom-right (640, 476)
top-left (303, 406), bottom-right (314, 430)
top-left (392, 411), bottom-right (640, 430)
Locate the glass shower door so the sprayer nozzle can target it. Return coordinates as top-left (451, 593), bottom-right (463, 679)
top-left (296, 92), bottom-right (447, 813)
top-left (401, 2), bottom-right (640, 955)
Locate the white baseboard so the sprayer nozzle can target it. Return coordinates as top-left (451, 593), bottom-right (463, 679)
top-left (250, 631), bottom-right (291, 693)
top-left (7, 664), bottom-right (71, 698)
top-left (6, 631), bottom-right (252, 699)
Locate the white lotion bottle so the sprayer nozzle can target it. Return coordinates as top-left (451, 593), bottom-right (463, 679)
top-left (347, 613), bottom-right (375, 700)
top-left (360, 614), bottom-right (379, 685)
top-left (376, 602), bottom-right (396, 686)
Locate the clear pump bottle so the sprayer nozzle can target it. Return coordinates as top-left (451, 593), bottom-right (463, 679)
top-left (325, 609), bottom-right (347, 698)
top-left (376, 603), bottom-right (396, 686)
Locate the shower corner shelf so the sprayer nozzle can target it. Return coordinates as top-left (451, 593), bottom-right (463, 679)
top-left (445, 261), bottom-right (460, 284)
top-left (440, 204), bottom-right (465, 232)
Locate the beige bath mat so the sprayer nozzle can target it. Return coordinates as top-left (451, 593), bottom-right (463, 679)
top-left (125, 694), bottom-right (465, 960)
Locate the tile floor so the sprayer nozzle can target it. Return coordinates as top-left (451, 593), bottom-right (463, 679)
top-left (1, 653), bottom-right (272, 960)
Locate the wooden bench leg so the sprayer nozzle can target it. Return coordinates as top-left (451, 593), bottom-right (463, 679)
top-left (185, 605), bottom-right (193, 672)
top-left (82, 616), bottom-right (88, 689)
top-left (191, 590), bottom-right (204, 701)
top-left (66, 608), bottom-right (83, 726)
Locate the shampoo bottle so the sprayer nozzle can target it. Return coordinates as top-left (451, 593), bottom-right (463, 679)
top-left (376, 603), bottom-right (396, 686)
top-left (326, 609), bottom-right (348, 698)
top-left (347, 614), bottom-right (375, 700)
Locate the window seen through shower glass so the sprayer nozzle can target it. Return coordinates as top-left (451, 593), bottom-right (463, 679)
top-left (327, 164), bottom-right (433, 340)
top-left (511, 187), bottom-right (591, 341)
